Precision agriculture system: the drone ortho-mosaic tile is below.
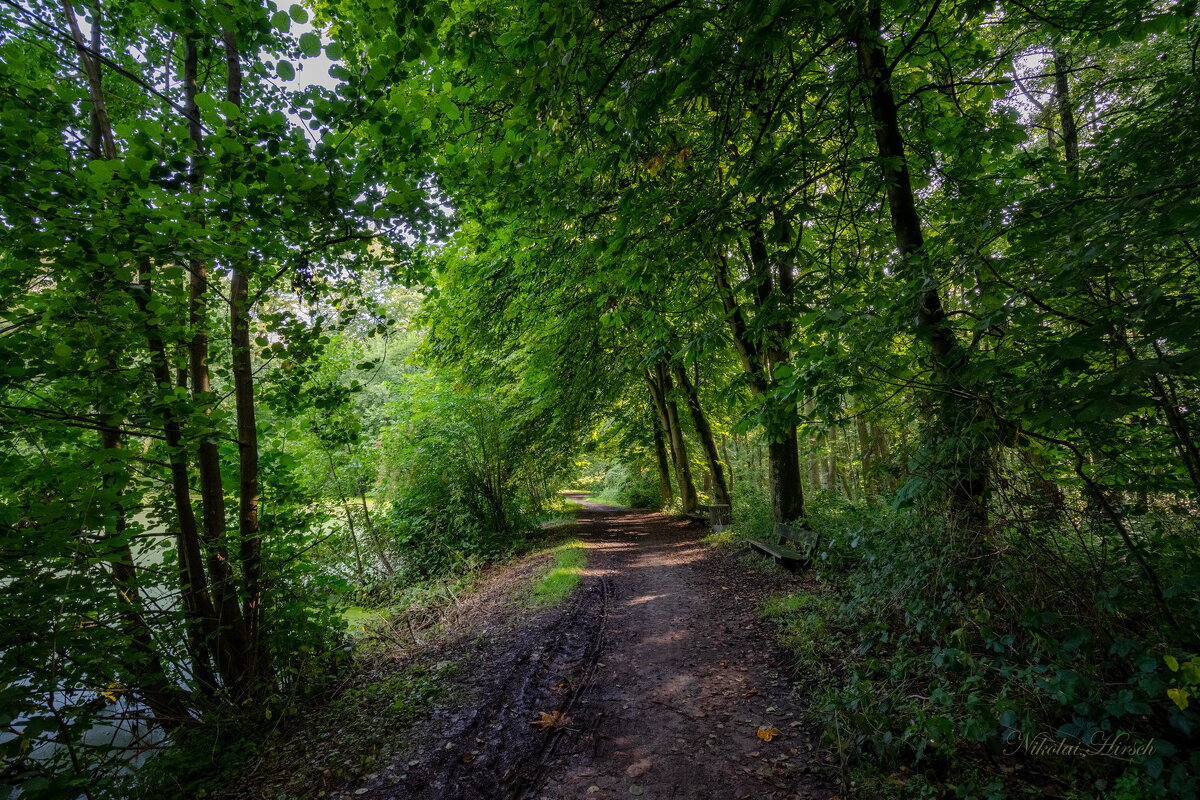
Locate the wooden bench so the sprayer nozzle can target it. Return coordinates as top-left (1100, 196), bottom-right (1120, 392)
top-left (689, 503), bottom-right (733, 529)
top-left (705, 503), bottom-right (731, 532)
top-left (748, 522), bottom-right (820, 570)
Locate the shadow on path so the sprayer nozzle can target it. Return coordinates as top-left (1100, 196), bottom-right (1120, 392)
top-left (352, 496), bottom-right (835, 800)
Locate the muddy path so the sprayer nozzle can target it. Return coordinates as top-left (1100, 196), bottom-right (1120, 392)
top-left (346, 497), bottom-right (836, 800)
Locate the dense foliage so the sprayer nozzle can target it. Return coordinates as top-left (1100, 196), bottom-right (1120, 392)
top-left (2, 0), bottom-right (1198, 797)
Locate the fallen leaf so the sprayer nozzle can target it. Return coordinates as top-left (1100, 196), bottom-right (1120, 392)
top-left (460, 752), bottom-right (476, 763)
top-left (744, 688), bottom-right (759, 699)
top-left (531, 710), bottom-right (571, 730)
top-left (756, 727), bottom-right (782, 742)
top-left (628, 786), bottom-right (644, 796)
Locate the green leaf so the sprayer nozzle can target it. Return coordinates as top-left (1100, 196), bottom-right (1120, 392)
top-left (438, 96), bottom-right (461, 121)
top-left (276, 60), bottom-right (296, 81)
top-left (299, 32), bottom-right (322, 58)
top-left (289, 4), bottom-right (309, 23)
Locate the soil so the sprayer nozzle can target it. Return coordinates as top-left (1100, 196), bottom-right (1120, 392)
top-left (336, 497), bottom-right (837, 800)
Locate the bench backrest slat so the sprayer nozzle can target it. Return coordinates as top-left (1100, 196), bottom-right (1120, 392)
top-left (774, 522), bottom-right (821, 560)
top-left (775, 523), bottom-right (809, 543)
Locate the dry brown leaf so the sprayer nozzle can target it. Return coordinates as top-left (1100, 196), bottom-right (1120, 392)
top-left (531, 710), bottom-right (571, 730)
top-left (744, 688), bottom-right (759, 699)
top-left (756, 727), bottom-right (782, 742)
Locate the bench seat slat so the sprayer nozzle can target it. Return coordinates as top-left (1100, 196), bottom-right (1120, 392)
top-left (748, 522), bottom-right (820, 571)
top-left (747, 539), bottom-right (806, 564)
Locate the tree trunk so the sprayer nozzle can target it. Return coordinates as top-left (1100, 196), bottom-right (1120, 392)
top-left (672, 364), bottom-right (732, 508)
top-left (358, 484), bottom-right (397, 575)
top-left (222, 27), bottom-right (270, 694)
top-left (855, 4), bottom-right (989, 537)
top-left (1054, 50), bottom-right (1079, 176)
top-left (711, 252), bottom-right (806, 522)
top-left (183, 33), bottom-right (249, 692)
top-left (808, 434), bottom-right (821, 493)
top-left (769, 428), bottom-right (805, 524)
top-left (646, 366), bottom-right (698, 513)
top-left (651, 412), bottom-right (675, 508)
top-left (855, 412), bottom-right (872, 495)
top-left (62, 2), bottom-right (206, 718)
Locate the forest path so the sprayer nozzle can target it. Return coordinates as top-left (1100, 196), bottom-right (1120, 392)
top-left (350, 496), bottom-right (835, 800)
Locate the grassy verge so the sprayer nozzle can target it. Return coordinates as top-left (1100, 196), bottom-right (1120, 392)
top-left (701, 526), bottom-right (747, 548)
top-left (539, 495), bottom-right (584, 529)
top-left (529, 538), bottom-right (587, 607)
top-left (760, 588), bottom-right (846, 687)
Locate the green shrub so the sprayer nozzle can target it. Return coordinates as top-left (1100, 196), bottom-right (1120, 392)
top-left (766, 494), bottom-right (1200, 799)
top-left (593, 462), bottom-right (659, 508)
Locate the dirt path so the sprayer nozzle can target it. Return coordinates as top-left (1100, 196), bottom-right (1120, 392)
top-left (347, 497), bottom-right (835, 800)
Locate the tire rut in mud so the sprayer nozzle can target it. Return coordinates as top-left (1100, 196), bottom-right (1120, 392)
top-left (354, 574), bottom-right (610, 800)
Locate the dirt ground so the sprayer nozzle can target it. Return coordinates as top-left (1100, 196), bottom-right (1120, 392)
top-left (336, 496), bottom-right (837, 800)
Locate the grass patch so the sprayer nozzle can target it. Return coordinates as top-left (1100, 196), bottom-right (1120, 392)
top-left (540, 493), bottom-right (583, 530)
top-left (702, 526), bottom-right (747, 548)
top-left (530, 538), bottom-right (587, 607)
top-left (760, 588), bottom-right (846, 686)
top-left (341, 604), bottom-right (383, 633)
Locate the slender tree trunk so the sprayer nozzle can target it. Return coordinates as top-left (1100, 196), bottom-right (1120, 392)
top-left (61, 0), bottom-right (115, 160)
top-left (1054, 50), bottom-right (1079, 176)
top-left (183, 34), bottom-right (249, 692)
top-left (659, 367), bottom-right (698, 514)
top-left (651, 412), bottom-right (675, 508)
top-left (220, 28), bottom-right (270, 694)
top-left (134, 262), bottom-right (221, 696)
top-left (1122, 339), bottom-right (1200, 499)
top-left (672, 364), bottom-right (731, 508)
top-left (323, 448), bottom-right (364, 581)
top-left (711, 253), bottom-right (806, 522)
top-left (808, 434), bottom-right (821, 492)
top-left (358, 486), bottom-right (396, 575)
top-left (855, 4), bottom-right (989, 537)
top-left (646, 366), bottom-right (698, 513)
top-left (827, 426), bottom-right (839, 493)
top-left (855, 412), bottom-right (872, 495)
top-left (62, 2), bottom-right (205, 719)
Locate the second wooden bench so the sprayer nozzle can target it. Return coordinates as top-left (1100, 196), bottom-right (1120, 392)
top-left (748, 522), bottom-right (820, 570)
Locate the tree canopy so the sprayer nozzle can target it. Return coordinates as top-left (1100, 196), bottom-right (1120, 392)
top-left (1, 0), bottom-right (1198, 797)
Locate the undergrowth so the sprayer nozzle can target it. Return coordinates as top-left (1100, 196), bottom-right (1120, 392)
top-left (137, 660), bottom-right (456, 800)
top-left (138, 506), bottom-right (586, 799)
top-left (753, 491), bottom-right (1200, 800)
top-left (589, 461), bottom-right (659, 508)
